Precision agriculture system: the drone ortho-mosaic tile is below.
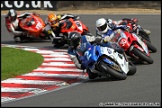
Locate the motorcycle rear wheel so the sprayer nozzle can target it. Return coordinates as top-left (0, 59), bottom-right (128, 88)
top-left (98, 60), bottom-right (127, 80)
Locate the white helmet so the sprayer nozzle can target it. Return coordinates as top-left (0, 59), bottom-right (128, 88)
top-left (96, 18), bottom-right (111, 34)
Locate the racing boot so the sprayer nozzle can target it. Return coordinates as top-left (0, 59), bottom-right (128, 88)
top-left (14, 36), bottom-right (21, 43)
top-left (86, 68), bottom-right (98, 79)
top-left (143, 29), bottom-right (151, 35)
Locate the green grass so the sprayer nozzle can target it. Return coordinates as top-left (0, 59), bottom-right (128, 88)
top-left (1, 47), bottom-right (44, 80)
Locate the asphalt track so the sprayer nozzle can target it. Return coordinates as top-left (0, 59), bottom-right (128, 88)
top-left (1, 14), bottom-right (161, 107)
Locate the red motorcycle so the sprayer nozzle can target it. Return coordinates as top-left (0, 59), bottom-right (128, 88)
top-left (18, 14), bottom-right (50, 42)
top-left (60, 18), bottom-right (89, 35)
top-left (111, 29), bottom-right (154, 64)
top-left (118, 18), bottom-right (157, 53)
top-left (48, 18), bottom-right (91, 48)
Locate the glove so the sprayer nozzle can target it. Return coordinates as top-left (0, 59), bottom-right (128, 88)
top-left (47, 30), bottom-right (52, 34)
top-left (122, 25), bottom-right (128, 30)
top-left (122, 25), bottom-right (130, 32)
top-left (126, 26), bottom-right (131, 32)
top-left (103, 36), bottom-right (110, 43)
top-left (74, 16), bottom-right (80, 20)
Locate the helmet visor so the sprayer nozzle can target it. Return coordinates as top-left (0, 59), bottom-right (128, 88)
top-left (49, 19), bottom-right (59, 26)
top-left (97, 23), bottom-right (107, 32)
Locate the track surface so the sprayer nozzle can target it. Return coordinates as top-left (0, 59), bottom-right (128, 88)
top-left (1, 14), bottom-right (161, 107)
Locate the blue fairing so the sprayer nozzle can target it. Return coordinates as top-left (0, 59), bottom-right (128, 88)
top-left (96, 46), bottom-right (114, 65)
top-left (81, 44), bottom-right (114, 68)
top-left (68, 35), bottom-right (115, 69)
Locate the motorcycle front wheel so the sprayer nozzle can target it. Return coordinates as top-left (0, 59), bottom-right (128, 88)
top-left (127, 61), bottom-right (137, 75)
top-left (131, 47), bottom-right (154, 64)
top-left (97, 60), bottom-right (127, 80)
top-left (53, 38), bottom-right (65, 48)
top-left (145, 40), bottom-right (157, 53)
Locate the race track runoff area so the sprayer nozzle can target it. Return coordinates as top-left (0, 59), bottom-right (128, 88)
top-left (1, 44), bottom-right (88, 103)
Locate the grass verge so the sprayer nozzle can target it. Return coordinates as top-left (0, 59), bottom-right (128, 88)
top-left (1, 47), bottom-right (44, 80)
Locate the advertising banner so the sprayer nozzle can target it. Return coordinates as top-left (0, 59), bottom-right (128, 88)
top-left (1, 1), bottom-right (57, 10)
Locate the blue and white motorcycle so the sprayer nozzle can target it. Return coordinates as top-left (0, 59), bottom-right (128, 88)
top-left (82, 43), bottom-right (136, 80)
top-left (71, 36), bottom-right (136, 80)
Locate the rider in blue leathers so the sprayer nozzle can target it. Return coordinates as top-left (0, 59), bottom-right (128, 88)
top-left (67, 32), bottom-right (102, 79)
top-left (67, 32), bottom-right (126, 79)
top-left (95, 18), bottom-right (128, 53)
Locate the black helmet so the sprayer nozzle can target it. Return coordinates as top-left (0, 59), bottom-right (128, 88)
top-left (67, 31), bottom-right (81, 47)
top-left (7, 9), bottom-right (17, 22)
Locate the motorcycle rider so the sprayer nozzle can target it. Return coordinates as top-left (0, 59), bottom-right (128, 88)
top-left (67, 31), bottom-right (124, 79)
top-left (105, 18), bottom-right (151, 35)
top-left (44, 13), bottom-right (80, 35)
top-left (43, 13), bottom-right (80, 47)
top-left (67, 32), bottom-right (102, 79)
top-left (96, 18), bottom-right (130, 49)
top-left (96, 18), bottom-right (149, 62)
top-left (5, 9), bottom-right (40, 42)
top-left (45, 13), bottom-right (80, 28)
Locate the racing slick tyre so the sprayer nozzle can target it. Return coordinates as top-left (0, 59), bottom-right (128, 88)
top-left (53, 38), bottom-right (65, 48)
top-left (127, 61), bottom-right (137, 75)
top-left (98, 60), bottom-right (127, 80)
top-left (131, 47), bottom-right (154, 64)
top-left (145, 41), bottom-right (157, 53)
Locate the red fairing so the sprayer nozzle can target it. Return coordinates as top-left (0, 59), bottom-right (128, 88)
top-left (19, 14), bottom-right (45, 37)
top-left (60, 18), bottom-right (89, 35)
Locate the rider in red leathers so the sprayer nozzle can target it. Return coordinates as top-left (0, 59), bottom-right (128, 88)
top-left (43, 13), bottom-right (81, 47)
top-left (5, 9), bottom-right (40, 43)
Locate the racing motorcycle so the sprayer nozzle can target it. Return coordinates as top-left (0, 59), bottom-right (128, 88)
top-left (118, 18), bottom-right (151, 42)
top-left (81, 39), bottom-right (137, 80)
top-left (48, 18), bottom-right (90, 48)
top-left (111, 29), bottom-right (154, 64)
top-left (118, 19), bottom-right (157, 53)
top-left (17, 14), bottom-right (51, 42)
